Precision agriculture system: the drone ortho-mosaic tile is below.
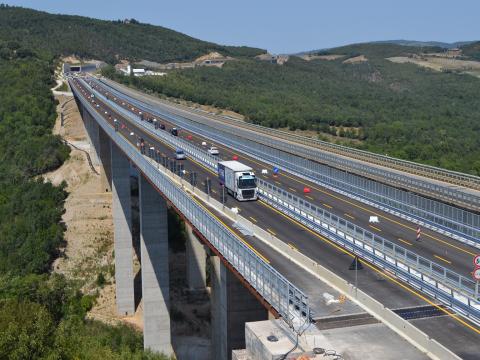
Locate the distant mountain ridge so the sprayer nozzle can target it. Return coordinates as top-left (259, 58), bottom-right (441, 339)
top-left (372, 39), bottom-right (477, 49)
top-left (297, 39), bottom-right (478, 56)
top-left (461, 41), bottom-right (480, 60)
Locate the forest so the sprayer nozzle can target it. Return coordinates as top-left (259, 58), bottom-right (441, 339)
top-left (461, 41), bottom-right (480, 60)
top-left (0, 41), bottom-right (167, 359)
top-left (0, 4), bottom-right (264, 64)
top-left (106, 43), bottom-right (480, 175)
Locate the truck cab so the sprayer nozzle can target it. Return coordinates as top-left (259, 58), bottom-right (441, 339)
top-left (218, 161), bottom-right (258, 201)
top-left (237, 173), bottom-right (257, 200)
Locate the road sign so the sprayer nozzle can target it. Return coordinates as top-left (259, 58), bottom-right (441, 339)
top-left (473, 268), bottom-right (480, 281)
top-left (273, 167), bottom-right (279, 175)
top-left (416, 226), bottom-right (421, 241)
top-left (474, 255), bottom-right (480, 267)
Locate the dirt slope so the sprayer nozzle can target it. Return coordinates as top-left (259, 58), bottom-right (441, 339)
top-left (44, 93), bottom-right (127, 325)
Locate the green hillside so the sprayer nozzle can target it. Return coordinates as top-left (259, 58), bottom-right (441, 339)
top-left (316, 42), bottom-right (442, 58)
top-left (106, 43), bottom-right (480, 174)
top-left (0, 4), bottom-right (264, 63)
top-left (461, 41), bottom-right (480, 60)
top-left (0, 48), bottom-right (169, 359)
top-left (0, 6), bottom-right (181, 358)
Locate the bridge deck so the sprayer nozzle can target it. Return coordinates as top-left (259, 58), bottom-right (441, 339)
top-left (102, 77), bottom-right (480, 204)
top-left (89, 78), bottom-right (478, 279)
top-left (71, 78), bottom-right (480, 358)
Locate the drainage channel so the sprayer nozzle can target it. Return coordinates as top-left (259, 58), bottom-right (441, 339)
top-left (393, 304), bottom-right (448, 321)
top-left (314, 313), bottom-right (379, 330)
top-left (314, 305), bottom-right (447, 331)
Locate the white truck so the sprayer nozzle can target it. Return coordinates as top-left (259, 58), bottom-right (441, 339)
top-left (218, 161), bottom-right (258, 201)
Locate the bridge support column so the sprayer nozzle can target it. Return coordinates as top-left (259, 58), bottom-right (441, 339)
top-left (90, 114), bottom-right (101, 165)
top-left (111, 143), bottom-right (135, 316)
top-left (82, 109), bottom-right (100, 166)
top-left (79, 105), bottom-right (110, 191)
top-left (98, 126), bottom-right (112, 191)
top-left (139, 175), bottom-right (173, 355)
top-left (186, 224), bottom-right (206, 291)
top-left (211, 256), bottom-right (269, 360)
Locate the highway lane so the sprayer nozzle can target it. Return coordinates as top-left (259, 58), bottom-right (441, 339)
top-left (99, 77), bottom-right (480, 205)
top-left (71, 78), bottom-right (480, 343)
top-left (72, 78), bottom-right (430, 310)
top-left (84, 77), bottom-right (478, 278)
top-left (88, 77), bottom-right (478, 274)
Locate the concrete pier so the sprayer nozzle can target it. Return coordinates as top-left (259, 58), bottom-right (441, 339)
top-left (111, 143), bottom-right (135, 316)
top-left (98, 126), bottom-right (112, 190)
top-left (211, 256), bottom-right (269, 360)
top-left (83, 111), bottom-right (101, 166)
top-left (139, 175), bottom-right (173, 355)
top-left (186, 224), bottom-right (207, 291)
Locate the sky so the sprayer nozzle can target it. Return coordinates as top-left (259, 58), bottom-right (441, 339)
top-left (4, 0), bottom-right (479, 54)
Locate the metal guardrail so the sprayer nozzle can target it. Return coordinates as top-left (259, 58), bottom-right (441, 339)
top-left (98, 78), bottom-right (480, 201)
top-left (72, 83), bottom-right (312, 328)
top-left (90, 92), bottom-right (480, 325)
top-left (257, 180), bottom-right (478, 293)
top-left (234, 127), bottom-right (480, 208)
top-left (257, 183), bottom-right (480, 325)
top-left (192, 108), bottom-right (480, 192)
top-left (87, 79), bottom-right (480, 248)
top-left (128, 80), bottom-right (480, 192)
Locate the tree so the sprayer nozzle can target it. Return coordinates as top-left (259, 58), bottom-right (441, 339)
top-left (0, 300), bottom-right (55, 359)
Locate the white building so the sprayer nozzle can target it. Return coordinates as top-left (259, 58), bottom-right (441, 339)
top-left (132, 68), bottom-right (145, 76)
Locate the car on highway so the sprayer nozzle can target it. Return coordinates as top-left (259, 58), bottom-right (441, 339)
top-left (171, 127), bottom-right (179, 136)
top-left (175, 149), bottom-right (186, 160)
top-left (160, 123), bottom-right (166, 130)
top-left (208, 146), bottom-right (219, 156)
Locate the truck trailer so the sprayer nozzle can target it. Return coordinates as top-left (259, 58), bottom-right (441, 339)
top-left (218, 161), bottom-right (258, 201)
